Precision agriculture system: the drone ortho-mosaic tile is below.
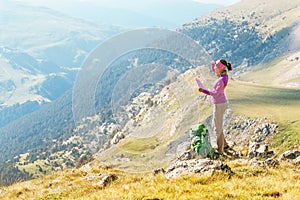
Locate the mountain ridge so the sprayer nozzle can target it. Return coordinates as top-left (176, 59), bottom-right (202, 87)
top-left (180, 0), bottom-right (300, 74)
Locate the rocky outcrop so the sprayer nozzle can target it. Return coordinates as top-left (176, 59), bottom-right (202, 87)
top-left (248, 149), bottom-right (300, 167)
top-left (247, 142), bottom-right (274, 158)
top-left (164, 111), bottom-right (299, 179)
top-left (97, 174), bottom-right (117, 187)
top-left (164, 147), bottom-right (300, 179)
top-left (165, 158), bottom-right (232, 179)
top-left (223, 110), bottom-right (278, 151)
top-left (279, 150), bottom-right (300, 165)
top-left (249, 158), bottom-right (279, 167)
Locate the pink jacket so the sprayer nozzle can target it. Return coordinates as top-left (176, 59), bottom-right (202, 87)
top-left (202, 74), bottom-right (228, 104)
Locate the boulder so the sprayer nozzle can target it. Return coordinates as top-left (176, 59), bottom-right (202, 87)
top-left (247, 142), bottom-right (274, 158)
top-left (153, 168), bottom-right (165, 175)
top-left (110, 132), bottom-right (125, 145)
top-left (97, 174), bottom-right (117, 187)
top-left (279, 150), bottom-right (300, 160)
top-left (249, 158), bottom-right (279, 167)
top-left (165, 158), bottom-right (232, 179)
top-left (279, 150), bottom-right (300, 165)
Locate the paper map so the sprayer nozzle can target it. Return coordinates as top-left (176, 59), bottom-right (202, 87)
top-left (195, 78), bottom-right (207, 90)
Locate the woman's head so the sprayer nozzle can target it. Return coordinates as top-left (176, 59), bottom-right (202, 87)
top-left (212, 59), bottom-right (232, 75)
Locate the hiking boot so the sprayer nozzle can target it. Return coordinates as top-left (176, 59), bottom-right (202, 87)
top-left (213, 147), bottom-right (219, 152)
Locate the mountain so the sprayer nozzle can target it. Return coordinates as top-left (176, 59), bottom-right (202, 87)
top-left (0, 2), bottom-right (124, 125)
top-left (180, 0), bottom-right (300, 76)
top-left (0, 2), bottom-right (122, 68)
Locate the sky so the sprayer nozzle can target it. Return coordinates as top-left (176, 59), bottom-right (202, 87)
top-left (9, 0), bottom-right (242, 28)
top-left (193, 0), bottom-right (241, 5)
top-left (14, 0), bottom-right (241, 8)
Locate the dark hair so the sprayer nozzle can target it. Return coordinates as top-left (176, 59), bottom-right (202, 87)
top-left (220, 59), bottom-right (232, 71)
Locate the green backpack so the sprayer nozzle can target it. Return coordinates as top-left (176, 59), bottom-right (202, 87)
top-left (190, 124), bottom-right (214, 158)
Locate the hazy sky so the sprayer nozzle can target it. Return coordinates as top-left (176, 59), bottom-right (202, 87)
top-left (14, 0), bottom-right (241, 8)
top-left (10, 0), bottom-right (242, 28)
top-left (193, 0), bottom-right (241, 5)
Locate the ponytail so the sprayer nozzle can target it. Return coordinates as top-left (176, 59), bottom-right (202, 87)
top-left (220, 59), bottom-right (232, 71)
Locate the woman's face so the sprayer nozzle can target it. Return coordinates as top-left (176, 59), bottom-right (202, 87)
top-left (214, 66), bottom-right (221, 76)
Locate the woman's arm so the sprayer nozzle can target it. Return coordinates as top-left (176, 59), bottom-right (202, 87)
top-left (199, 78), bottom-right (224, 96)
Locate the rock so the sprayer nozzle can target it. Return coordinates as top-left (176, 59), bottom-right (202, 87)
top-left (97, 174), bottom-right (117, 187)
top-left (256, 144), bottom-right (274, 158)
top-left (279, 150), bottom-right (300, 165)
top-left (264, 158), bottom-right (279, 167)
top-left (110, 132), bottom-right (125, 145)
top-left (153, 168), bottom-right (165, 175)
top-left (176, 142), bottom-right (191, 159)
top-left (248, 143), bottom-right (274, 158)
top-left (177, 150), bottom-right (197, 161)
top-left (82, 173), bottom-right (102, 181)
top-left (279, 150), bottom-right (300, 161)
top-left (249, 158), bottom-right (279, 167)
top-left (81, 163), bottom-right (93, 174)
top-left (165, 158), bottom-right (232, 179)
top-left (248, 142), bottom-right (260, 158)
top-left (293, 156), bottom-right (300, 165)
top-left (249, 158), bottom-right (262, 167)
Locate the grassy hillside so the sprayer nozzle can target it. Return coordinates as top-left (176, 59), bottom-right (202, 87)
top-left (239, 51), bottom-right (300, 89)
top-left (1, 160), bottom-right (299, 200)
top-left (228, 75), bottom-right (300, 152)
top-left (95, 63), bottom-right (300, 173)
top-left (2, 63), bottom-right (299, 199)
top-left (93, 67), bottom-right (214, 173)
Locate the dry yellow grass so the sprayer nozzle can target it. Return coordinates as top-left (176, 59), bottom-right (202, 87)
top-left (1, 161), bottom-right (299, 200)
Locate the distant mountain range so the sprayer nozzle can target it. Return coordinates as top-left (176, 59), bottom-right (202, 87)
top-left (0, 2), bottom-right (121, 66)
top-left (0, 2), bottom-right (124, 126)
top-left (0, 0), bottom-right (220, 119)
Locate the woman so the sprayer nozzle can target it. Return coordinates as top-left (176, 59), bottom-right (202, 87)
top-left (198, 59), bottom-right (232, 154)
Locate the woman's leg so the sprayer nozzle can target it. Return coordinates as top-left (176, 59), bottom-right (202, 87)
top-left (212, 103), bottom-right (227, 153)
top-left (210, 104), bottom-right (218, 150)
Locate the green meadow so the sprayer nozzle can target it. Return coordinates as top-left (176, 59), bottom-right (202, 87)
top-left (227, 80), bottom-right (300, 152)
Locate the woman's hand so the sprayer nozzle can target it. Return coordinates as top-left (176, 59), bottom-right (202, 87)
top-left (198, 88), bottom-right (203, 93)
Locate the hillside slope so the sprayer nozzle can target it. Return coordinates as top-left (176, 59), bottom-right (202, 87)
top-left (238, 52), bottom-right (300, 88)
top-left (180, 0), bottom-right (300, 75)
top-left (94, 0), bottom-right (300, 171)
top-left (1, 66), bottom-right (299, 199)
top-left (93, 66), bottom-right (214, 172)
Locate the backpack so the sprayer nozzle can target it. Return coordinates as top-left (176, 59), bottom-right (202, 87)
top-left (190, 124), bottom-right (214, 158)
